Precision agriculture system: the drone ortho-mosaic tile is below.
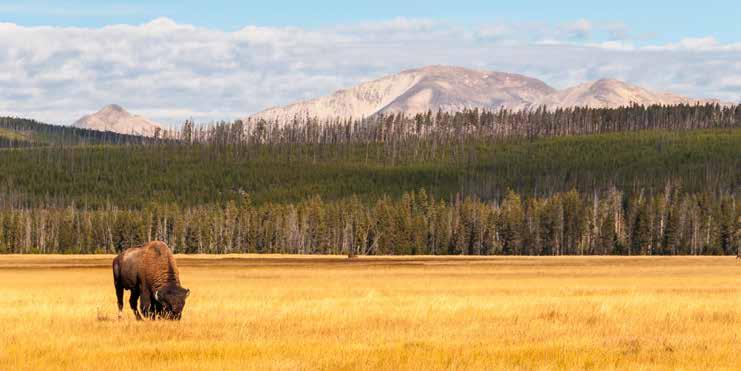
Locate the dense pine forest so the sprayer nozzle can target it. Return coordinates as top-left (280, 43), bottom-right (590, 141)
top-left (0, 116), bottom-right (163, 147)
top-left (0, 103), bottom-right (738, 255)
top-left (1, 188), bottom-right (737, 256)
top-left (1, 128), bottom-right (738, 208)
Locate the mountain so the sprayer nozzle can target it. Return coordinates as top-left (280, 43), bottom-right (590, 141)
top-left (247, 66), bottom-right (555, 124)
top-left (379, 66), bottom-right (555, 115)
top-left (72, 105), bottom-right (162, 137)
top-left (246, 66), bottom-right (720, 124)
top-left (538, 79), bottom-right (718, 109)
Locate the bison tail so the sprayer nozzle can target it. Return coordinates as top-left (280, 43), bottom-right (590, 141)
top-left (112, 258), bottom-right (121, 283)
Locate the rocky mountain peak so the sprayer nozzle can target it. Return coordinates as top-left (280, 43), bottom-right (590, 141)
top-left (72, 105), bottom-right (163, 137)
top-left (246, 65), bottom-right (722, 125)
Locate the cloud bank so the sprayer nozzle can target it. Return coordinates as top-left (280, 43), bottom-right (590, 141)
top-left (0, 17), bottom-right (739, 126)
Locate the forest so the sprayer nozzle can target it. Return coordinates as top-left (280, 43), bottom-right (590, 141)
top-left (0, 103), bottom-right (738, 255)
top-left (0, 187), bottom-right (737, 256)
top-left (0, 116), bottom-right (161, 147)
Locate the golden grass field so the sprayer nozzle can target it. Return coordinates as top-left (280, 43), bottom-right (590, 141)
top-left (0, 255), bottom-right (738, 370)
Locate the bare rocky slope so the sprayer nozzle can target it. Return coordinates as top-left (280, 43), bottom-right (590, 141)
top-left (247, 66), bottom-right (720, 124)
top-left (538, 79), bottom-right (717, 109)
top-left (72, 105), bottom-right (162, 137)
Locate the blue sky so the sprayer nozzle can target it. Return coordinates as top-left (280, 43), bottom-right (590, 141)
top-left (2, 0), bottom-right (738, 44)
top-left (0, 1), bottom-right (739, 126)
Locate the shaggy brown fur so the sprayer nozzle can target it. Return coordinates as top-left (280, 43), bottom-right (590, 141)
top-left (112, 241), bottom-right (190, 320)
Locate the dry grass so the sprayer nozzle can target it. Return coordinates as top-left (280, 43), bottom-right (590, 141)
top-left (0, 255), bottom-right (738, 370)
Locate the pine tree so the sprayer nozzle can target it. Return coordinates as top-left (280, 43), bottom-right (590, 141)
top-left (631, 200), bottom-right (653, 255)
top-left (499, 190), bottom-right (525, 255)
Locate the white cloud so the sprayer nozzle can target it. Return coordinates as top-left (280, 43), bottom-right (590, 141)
top-left (0, 18), bottom-right (738, 126)
top-left (475, 25), bottom-right (511, 41)
top-left (593, 41), bottom-right (635, 50)
top-left (646, 37), bottom-right (741, 51)
top-left (604, 22), bottom-right (630, 41)
top-left (561, 19), bottom-right (592, 40)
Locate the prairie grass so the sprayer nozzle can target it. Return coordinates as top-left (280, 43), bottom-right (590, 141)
top-left (0, 255), bottom-right (738, 370)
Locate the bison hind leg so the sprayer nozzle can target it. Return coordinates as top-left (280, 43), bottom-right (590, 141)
top-left (115, 284), bottom-right (124, 319)
top-left (113, 259), bottom-right (124, 319)
top-left (129, 289), bottom-right (143, 321)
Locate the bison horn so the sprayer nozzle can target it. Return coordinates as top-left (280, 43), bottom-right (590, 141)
top-left (185, 289), bottom-right (191, 298)
top-left (154, 290), bottom-right (160, 302)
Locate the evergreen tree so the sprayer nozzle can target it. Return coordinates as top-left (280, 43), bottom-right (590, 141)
top-left (499, 191), bottom-right (525, 255)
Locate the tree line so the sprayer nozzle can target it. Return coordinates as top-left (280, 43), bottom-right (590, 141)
top-left (0, 128), bottom-right (738, 209)
top-left (3, 104), bottom-right (739, 152)
top-left (1, 187), bottom-right (737, 256)
top-left (188, 103), bottom-right (740, 149)
top-left (0, 116), bottom-right (165, 147)
top-left (0, 106), bottom-right (737, 255)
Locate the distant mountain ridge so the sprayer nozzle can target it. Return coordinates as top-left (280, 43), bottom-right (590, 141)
top-left (72, 104), bottom-right (162, 137)
top-left (246, 66), bottom-right (722, 124)
top-left (537, 79), bottom-right (716, 109)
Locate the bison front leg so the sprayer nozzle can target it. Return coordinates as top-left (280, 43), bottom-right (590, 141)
top-left (139, 291), bottom-right (156, 320)
top-left (129, 289), bottom-right (143, 321)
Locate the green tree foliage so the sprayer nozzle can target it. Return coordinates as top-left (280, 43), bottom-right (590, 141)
top-left (0, 188), bottom-right (735, 255)
top-left (0, 105), bottom-right (738, 255)
top-left (0, 116), bottom-right (165, 147)
top-left (499, 191), bottom-right (525, 255)
top-left (0, 128), bottom-right (738, 209)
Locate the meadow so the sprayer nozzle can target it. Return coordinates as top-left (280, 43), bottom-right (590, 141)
top-left (0, 255), bottom-right (738, 370)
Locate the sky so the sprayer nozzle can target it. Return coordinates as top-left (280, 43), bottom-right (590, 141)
top-left (1, 0), bottom-right (739, 126)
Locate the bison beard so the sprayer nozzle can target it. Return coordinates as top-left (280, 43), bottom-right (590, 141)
top-left (113, 241), bottom-right (190, 320)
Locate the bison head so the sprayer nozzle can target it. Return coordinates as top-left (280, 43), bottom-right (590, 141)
top-left (155, 286), bottom-right (190, 320)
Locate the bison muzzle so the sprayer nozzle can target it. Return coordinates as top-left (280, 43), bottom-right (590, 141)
top-left (112, 241), bottom-right (190, 320)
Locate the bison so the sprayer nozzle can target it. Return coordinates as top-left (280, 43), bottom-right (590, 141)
top-left (113, 241), bottom-right (190, 320)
